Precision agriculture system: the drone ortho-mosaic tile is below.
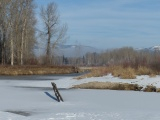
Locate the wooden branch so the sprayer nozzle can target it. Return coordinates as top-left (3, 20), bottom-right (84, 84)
top-left (51, 82), bottom-right (63, 102)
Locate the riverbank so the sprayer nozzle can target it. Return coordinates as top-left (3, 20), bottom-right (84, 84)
top-left (0, 65), bottom-right (78, 75)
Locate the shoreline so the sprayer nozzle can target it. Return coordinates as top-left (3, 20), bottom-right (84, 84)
top-left (0, 65), bottom-right (79, 76)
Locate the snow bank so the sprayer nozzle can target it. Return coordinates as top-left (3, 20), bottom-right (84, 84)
top-left (70, 74), bottom-right (160, 89)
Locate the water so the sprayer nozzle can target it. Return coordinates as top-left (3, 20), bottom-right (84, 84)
top-left (0, 72), bottom-right (84, 81)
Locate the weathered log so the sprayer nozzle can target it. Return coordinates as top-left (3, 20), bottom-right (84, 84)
top-left (51, 82), bottom-right (63, 102)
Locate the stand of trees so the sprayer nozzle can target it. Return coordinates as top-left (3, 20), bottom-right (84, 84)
top-left (0, 0), bottom-right (67, 65)
top-left (0, 0), bottom-right (36, 65)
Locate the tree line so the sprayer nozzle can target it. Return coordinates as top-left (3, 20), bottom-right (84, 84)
top-left (61, 47), bottom-right (160, 70)
top-left (0, 0), bottom-right (66, 65)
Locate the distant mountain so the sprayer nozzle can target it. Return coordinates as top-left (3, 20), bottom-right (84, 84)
top-left (34, 45), bottom-right (160, 57)
top-left (34, 44), bottom-right (101, 57)
top-left (55, 45), bottom-right (101, 57)
top-left (135, 45), bottom-right (160, 52)
top-left (148, 45), bottom-right (160, 51)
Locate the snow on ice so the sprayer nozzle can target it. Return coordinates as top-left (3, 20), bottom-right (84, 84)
top-left (1, 74), bottom-right (160, 120)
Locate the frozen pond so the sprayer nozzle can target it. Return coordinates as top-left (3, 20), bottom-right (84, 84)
top-left (1, 74), bottom-right (160, 120)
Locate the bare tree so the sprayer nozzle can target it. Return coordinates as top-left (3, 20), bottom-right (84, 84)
top-left (19, 0), bottom-right (36, 65)
top-left (40, 2), bottom-right (68, 64)
top-left (0, 0), bottom-right (10, 64)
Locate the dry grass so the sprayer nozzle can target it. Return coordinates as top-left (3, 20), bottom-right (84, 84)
top-left (73, 82), bottom-right (160, 92)
top-left (77, 66), bottom-right (136, 80)
top-left (156, 88), bottom-right (160, 92)
top-left (0, 65), bottom-right (77, 75)
top-left (76, 67), bottom-right (108, 79)
top-left (73, 82), bottom-right (142, 91)
top-left (143, 85), bottom-right (157, 92)
top-left (74, 66), bottom-right (160, 92)
top-left (109, 66), bottom-right (136, 79)
top-left (136, 66), bottom-right (155, 75)
top-left (76, 65), bottom-right (160, 80)
top-left (149, 74), bottom-right (157, 78)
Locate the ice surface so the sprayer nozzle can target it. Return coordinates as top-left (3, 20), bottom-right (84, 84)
top-left (1, 74), bottom-right (160, 120)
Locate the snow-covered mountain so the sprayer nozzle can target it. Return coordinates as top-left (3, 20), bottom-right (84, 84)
top-left (148, 45), bottom-right (160, 51)
top-left (136, 45), bottom-right (160, 52)
top-left (34, 44), bottom-right (101, 57)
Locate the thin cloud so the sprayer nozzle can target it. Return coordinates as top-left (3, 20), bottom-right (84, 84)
top-left (36, 0), bottom-right (160, 49)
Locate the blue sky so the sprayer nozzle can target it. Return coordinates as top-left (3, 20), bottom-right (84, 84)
top-left (35, 0), bottom-right (160, 49)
